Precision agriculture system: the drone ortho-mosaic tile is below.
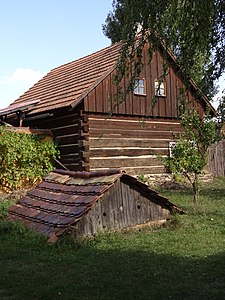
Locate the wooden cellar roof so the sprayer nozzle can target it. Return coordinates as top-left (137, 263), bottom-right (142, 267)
top-left (7, 169), bottom-right (182, 242)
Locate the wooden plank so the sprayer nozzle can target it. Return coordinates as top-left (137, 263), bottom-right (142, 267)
top-left (51, 125), bottom-right (78, 136)
top-left (170, 68), bottom-right (177, 117)
top-left (88, 118), bottom-right (182, 132)
top-left (34, 113), bottom-right (80, 128)
top-left (117, 78), bottom-right (126, 115)
top-left (63, 163), bottom-right (80, 171)
top-left (89, 128), bottom-right (179, 139)
top-left (122, 180), bottom-right (135, 228)
top-left (166, 68), bottom-right (172, 117)
top-left (175, 76), bottom-right (184, 116)
top-left (151, 52), bottom-right (159, 116)
top-left (89, 138), bottom-right (170, 148)
top-left (145, 46), bottom-right (153, 117)
top-left (90, 148), bottom-right (169, 157)
top-left (55, 135), bottom-right (79, 145)
top-left (60, 153), bottom-right (80, 165)
top-left (58, 144), bottom-right (80, 155)
top-left (95, 81), bottom-right (103, 113)
top-left (156, 51), bottom-right (167, 117)
top-left (124, 76), bottom-right (133, 115)
top-left (86, 89), bottom-right (96, 112)
top-left (102, 74), bottom-right (110, 112)
top-left (90, 156), bottom-right (163, 168)
top-left (90, 165), bottom-right (166, 175)
top-left (87, 113), bottom-right (181, 122)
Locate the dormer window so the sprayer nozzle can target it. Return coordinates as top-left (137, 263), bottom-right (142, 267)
top-left (134, 79), bottom-right (146, 95)
top-left (155, 80), bottom-right (166, 96)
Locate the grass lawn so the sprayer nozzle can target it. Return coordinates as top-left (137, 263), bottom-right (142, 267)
top-left (0, 178), bottom-right (225, 300)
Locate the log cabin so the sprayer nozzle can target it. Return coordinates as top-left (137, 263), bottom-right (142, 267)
top-left (0, 42), bottom-right (216, 175)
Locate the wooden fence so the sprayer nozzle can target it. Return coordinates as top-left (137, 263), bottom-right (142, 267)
top-left (208, 140), bottom-right (225, 177)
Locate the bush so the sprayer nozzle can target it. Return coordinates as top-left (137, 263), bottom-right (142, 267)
top-left (0, 126), bottom-right (59, 191)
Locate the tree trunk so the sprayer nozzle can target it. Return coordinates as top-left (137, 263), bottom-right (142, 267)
top-left (192, 176), bottom-right (198, 206)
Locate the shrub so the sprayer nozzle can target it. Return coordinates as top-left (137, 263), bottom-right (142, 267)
top-left (0, 126), bottom-right (59, 191)
top-left (162, 110), bottom-right (220, 205)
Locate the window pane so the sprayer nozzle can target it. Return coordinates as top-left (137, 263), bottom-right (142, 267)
top-left (140, 87), bottom-right (145, 94)
top-left (134, 80), bottom-right (139, 88)
top-left (139, 79), bottom-right (144, 86)
top-left (134, 86), bottom-right (138, 94)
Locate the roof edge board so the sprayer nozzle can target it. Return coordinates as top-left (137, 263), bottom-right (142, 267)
top-left (0, 99), bottom-right (40, 117)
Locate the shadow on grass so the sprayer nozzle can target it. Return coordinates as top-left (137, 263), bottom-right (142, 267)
top-left (0, 235), bottom-right (225, 300)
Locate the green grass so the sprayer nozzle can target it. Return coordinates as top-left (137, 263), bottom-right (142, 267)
top-left (1, 178), bottom-right (225, 299)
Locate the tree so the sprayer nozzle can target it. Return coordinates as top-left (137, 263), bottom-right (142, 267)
top-left (163, 110), bottom-right (221, 205)
top-left (103, 0), bottom-right (225, 99)
top-left (217, 90), bottom-right (225, 123)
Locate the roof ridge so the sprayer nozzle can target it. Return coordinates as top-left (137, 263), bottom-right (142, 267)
top-left (52, 168), bottom-right (125, 179)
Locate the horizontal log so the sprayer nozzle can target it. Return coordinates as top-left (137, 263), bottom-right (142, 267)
top-left (89, 138), bottom-right (170, 148)
top-left (60, 157), bottom-right (81, 164)
top-left (89, 118), bottom-right (182, 132)
top-left (88, 114), bottom-right (180, 123)
top-left (51, 125), bottom-right (79, 136)
top-left (50, 123), bottom-right (79, 131)
top-left (58, 145), bottom-right (80, 155)
top-left (63, 163), bottom-right (80, 171)
top-left (36, 114), bottom-right (80, 128)
top-left (90, 156), bottom-right (163, 168)
top-left (89, 128), bottom-right (179, 139)
top-left (60, 153), bottom-right (80, 158)
top-left (55, 136), bottom-right (79, 145)
top-left (90, 148), bottom-right (169, 157)
top-left (90, 165), bottom-right (167, 175)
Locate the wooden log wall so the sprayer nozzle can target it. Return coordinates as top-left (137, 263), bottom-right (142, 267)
top-left (24, 110), bottom-right (84, 171)
top-left (87, 113), bottom-right (183, 175)
top-left (75, 179), bottom-right (171, 237)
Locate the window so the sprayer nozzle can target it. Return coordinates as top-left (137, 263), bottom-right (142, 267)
top-left (134, 79), bottom-right (146, 95)
top-left (169, 141), bottom-right (177, 157)
top-left (154, 80), bottom-right (166, 96)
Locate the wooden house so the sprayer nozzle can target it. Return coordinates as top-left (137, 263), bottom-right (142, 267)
top-left (0, 42), bottom-right (215, 175)
top-left (8, 169), bottom-right (183, 242)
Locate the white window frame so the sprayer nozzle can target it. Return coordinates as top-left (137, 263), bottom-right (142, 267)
top-left (134, 79), bottom-right (146, 95)
top-left (154, 79), bottom-right (166, 97)
top-left (169, 141), bottom-right (177, 157)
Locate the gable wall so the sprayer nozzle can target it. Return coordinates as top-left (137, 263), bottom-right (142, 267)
top-left (74, 179), bottom-right (171, 237)
top-left (83, 45), bottom-right (204, 118)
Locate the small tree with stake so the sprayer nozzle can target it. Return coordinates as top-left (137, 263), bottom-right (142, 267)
top-left (163, 109), bottom-right (220, 205)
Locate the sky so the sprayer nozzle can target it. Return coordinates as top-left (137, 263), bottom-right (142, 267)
top-left (0, 0), bottom-right (224, 109)
top-left (0, 0), bottom-right (113, 109)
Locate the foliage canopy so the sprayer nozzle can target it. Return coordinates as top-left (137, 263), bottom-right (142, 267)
top-left (0, 126), bottom-right (59, 191)
top-left (163, 110), bottom-right (221, 204)
top-left (103, 0), bottom-right (225, 99)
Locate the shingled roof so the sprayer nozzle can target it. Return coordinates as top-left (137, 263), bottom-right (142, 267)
top-left (10, 43), bottom-right (121, 115)
top-left (5, 40), bottom-right (215, 117)
top-left (7, 169), bottom-right (182, 242)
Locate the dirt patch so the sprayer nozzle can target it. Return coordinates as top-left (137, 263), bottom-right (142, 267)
top-left (159, 180), bottom-right (190, 190)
